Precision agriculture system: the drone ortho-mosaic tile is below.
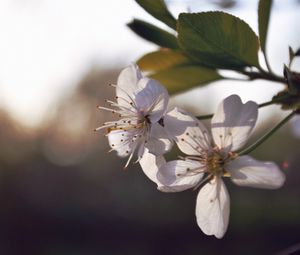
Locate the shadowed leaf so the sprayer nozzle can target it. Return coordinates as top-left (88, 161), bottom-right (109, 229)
top-left (128, 19), bottom-right (178, 49)
top-left (151, 65), bottom-right (223, 94)
top-left (135, 0), bottom-right (177, 29)
top-left (137, 50), bottom-right (189, 72)
top-left (178, 12), bottom-right (260, 69)
top-left (258, 0), bottom-right (273, 54)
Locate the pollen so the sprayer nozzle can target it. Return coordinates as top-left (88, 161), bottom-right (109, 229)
top-left (204, 152), bottom-right (224, 177)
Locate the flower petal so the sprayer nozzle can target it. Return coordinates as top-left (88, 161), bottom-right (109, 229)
top-left (226, 155), bottom-right (285, 189)
top-left (107, 129), bottom-right (140, 157)
top-left (211, 95), bottom-right (258, 152)
top-left (139, 149), bottom-right (166, 186)
top-left (196, 177), bottom-right (230, 239)
top-left (135, 78), bottom-right (169, 123)
top-left (157, 160), bottom-right (204, 192)
top-left (164, 107), bottom-right (211, 155)
top-left (116, 65), bottom-right (143, 108)
top-left (146, 123), bottom-right (173, 156)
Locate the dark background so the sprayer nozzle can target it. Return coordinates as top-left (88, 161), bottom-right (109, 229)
top-left (0, 67), bottom-right (299, 255)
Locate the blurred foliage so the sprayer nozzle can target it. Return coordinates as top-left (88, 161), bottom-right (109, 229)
top-left (0, 67), bottom-right (299, 255)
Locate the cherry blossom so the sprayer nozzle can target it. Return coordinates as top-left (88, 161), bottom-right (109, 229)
top-left (157, 95), bottom-right (285, 238)
top-left (96, 65), bottom-right (172, 168)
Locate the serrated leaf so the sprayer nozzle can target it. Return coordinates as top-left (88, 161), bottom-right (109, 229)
top-left (151, 65), bottom-right (223, 94)
top-left (128, 19), bottom-right (178, 49)
top-left (135, 0), bottom-right (176, 30)
top-left (289, 46), bottom-right (295, 62)
top-left (284, 65), bottom-right (300, 95)
top-left (137, 50), bottom-right (189, 72)
top-left (178, 12), bottom-right (260, 69)
top-left (258, 0), bottom-right (273, 54)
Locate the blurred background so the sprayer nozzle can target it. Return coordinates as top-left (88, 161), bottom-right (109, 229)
top-left (0, 0), bottom-right (299, 254)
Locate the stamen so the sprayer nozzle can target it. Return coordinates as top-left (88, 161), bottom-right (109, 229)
top-left (124, 151), bottom-right (134, 169)
top-left (110, 84), bottom-right (138, 109)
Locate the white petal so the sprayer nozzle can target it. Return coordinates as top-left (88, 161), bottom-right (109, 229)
top-left (139, 149), bottom-right (166, 186)
top-left (107, 129), bottom-right (140, 157)
top-left (146, 138), bottom-right (173, 156)
top-left (196, 178), bottom-right (230, 239)
top-left (164, 107), bottom-right (211, 155)
top-left (116, 64), bottom-right (143, 107)
top-left (134, 78), bottom-right (169, 123)
top-left (211, 95), bottom-right (258, 152)
top-left (226, 156), bottom-right (285, 189)
top-left (146, 123), bottom-right (173, 156)
top-left (157, 160), bottom-right (204, 192)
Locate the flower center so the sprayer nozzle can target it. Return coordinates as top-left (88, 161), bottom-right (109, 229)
top-left (206, 152), bottom-right (225, 176)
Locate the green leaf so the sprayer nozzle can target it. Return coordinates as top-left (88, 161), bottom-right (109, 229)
top-left (135, 0), bottom-right (176, 30)
top-left (258, 0), bottom-right (273, 54)
top-left (127, 19), bottom-right (178, 49)
top-left (151, 65), bottom-right (223, 94)
top-left (284, 65), bottom-right (300, 96)
top-left (178, 12), bottom-right (260, 69)
top-left (137, 50), bottom-right (189, 72)
top-left (289, 46), bottom-right (295, 62)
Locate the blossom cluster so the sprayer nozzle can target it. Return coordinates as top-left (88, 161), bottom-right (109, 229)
top-left (97, 65), bottom-right (285, 239)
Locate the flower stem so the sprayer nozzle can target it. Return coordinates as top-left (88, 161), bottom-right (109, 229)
top-left (239, 111), bottom-right (297, 156)
top-left (241, 69), bottom-right (286, 84)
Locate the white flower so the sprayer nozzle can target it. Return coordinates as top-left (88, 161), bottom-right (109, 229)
top-left (96, 65), bottom-right (172, 168)
top-left (157, 95), bottom-right (285, 239)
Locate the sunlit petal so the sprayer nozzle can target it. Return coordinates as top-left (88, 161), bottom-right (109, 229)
top-left (116, 64), bottom-right (142, 107)
top-left (158, 160), bottom-right (204, 192)
top-left (196, 177), bottom-right (230, 239)
top-left (227, 155), bottom-right (285, 189)
top-left (139, 149), bottom-right (166, 187)
top-left (211, 95), bottom-right (258, 152)
top-left (135, 78), bottom-right (169, 123)
top-left (107, 129), bottom-right (140, 157)
top-left (164, 107), bottom-right (211, 155)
